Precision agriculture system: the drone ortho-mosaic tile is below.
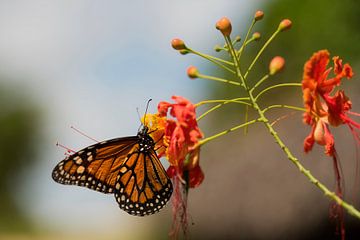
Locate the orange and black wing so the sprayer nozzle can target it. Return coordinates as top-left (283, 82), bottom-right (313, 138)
top-left (52, 136), bottom-right (139, 194)
top-left (114, 150), bottom-right (173, 216)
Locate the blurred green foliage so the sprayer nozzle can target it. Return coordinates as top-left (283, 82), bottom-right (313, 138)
top-left (262, 0), bottom-right (360, 61)
top-left (0, 82), bottom-right (41, 232)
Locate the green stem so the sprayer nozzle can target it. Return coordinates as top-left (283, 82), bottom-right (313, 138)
top-left (224, 36), bottom-right (247, 89)
top-left (244, 29), bottom-right (280, 79)
top-left (237, 36), bottom-right (257, 56)
top-left (225, 34), bottom-right (256, 136)
top-left (256, 96), bottom-right (360, 220)
top-left (244, 105), bottom-right (249, 135)
top-left (219, 36), bottom-right (241, 52)
top-left (190, 49), bottom-right (234, 66)
top-left (262, 104), bottom-right (305, 114)
top-left (255, 83), bottom-right (302, 101)
top-left (195, 98), bottom-right (250, 107)
top-left (215, 45), bottom-right (227, 52)
top-left (250, 74), bottom-right (269, 92)
top-left (197, 98), bottom-right (252, 121)
top-left (197, 73), bottom-right (241, 86)
top-left (238, 19), bottom-right (255, 61)
top-left (187, 48), bottom-right (235, 74)
top-left (199, 119), bottom-right (258, 145)
top-left (265, 116), bottom-right (360, 219)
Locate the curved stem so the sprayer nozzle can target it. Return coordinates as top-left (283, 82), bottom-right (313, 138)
top-left (190, 49), bottom-right (234, 66)
top-left (199, 119), bottom-right (258, 146)
top-left (218, 37), bottom-right (241, 52)
top-left (262, 104), bottom-right (306, 114)
top-left (258, 100), bottom-right (360, 219)
top-left (267, 118), bottom-right (360, 219)
top-left (195, 98), bottom-right (250, 107)
top-left (244, 29), bottom-right (280, 79)
top-left (238, 19), bottom-right (255, 61)
top-left (197, 99), bottom-right (252, 121)
top-left (187, 48), bottom-right (235, 74)
top-left (255, 83), bottom-right (302, 101)
top-left (250, 74), bottom-right (270, 92)
top-left (197, 73), bottom-right (240, 86)
top-left (237, 36), bottom-right (258, 56)
top-left (224, 36), bottom-right (247, 89)
top-left (244, 105), bottom-right (249, 135)
top-left (215, 45), bottom-right (228, 52)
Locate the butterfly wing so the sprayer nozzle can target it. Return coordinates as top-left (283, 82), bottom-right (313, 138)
top-left (52, 136), bottom-right (139, 194)
top-left (114, 149), bottom-right (173, 216)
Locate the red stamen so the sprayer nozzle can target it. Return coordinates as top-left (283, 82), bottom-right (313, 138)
top-left (350, 127), bottom-right (360, 205)
top-left (270, 111), bottom-right (297, 126)
top-left (330, 153), bottom-right (345, 240)
top-left (348, 111), bottom-right (360, 117)
top-left (348, 124), bottom-right (360, 144)
top-left (169, 174), bottom-right (189, 240)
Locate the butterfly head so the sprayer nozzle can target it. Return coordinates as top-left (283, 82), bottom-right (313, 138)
top-left (137, 125), bottom-right (155, 151)
top-left (137, 99), bottom-right (153, 134)
top-left (138, 125), bottom-right (149, 137)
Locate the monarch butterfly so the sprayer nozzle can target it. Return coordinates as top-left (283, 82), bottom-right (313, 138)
top-left (52, 120), bottom-right (173, 216)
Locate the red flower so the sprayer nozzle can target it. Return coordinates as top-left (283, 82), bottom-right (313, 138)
top-left (156, 96), bottom-right (204, 239)
top-left (302, 50), bottom-right (358, 240)
top-left (158, 96), bottom-right (204, 188)
top-left (302, 50), bottom-right (358, 156)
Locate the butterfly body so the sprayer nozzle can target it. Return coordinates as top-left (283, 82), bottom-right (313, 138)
top-left (52, 126), bottom-right (173, 216)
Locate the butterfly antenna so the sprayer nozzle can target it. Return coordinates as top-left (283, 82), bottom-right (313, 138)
top-left (144, 98), bottom-right (152, 118)
top-left (144, 99), bottom-right (152, 126)
top-left (56, 142), bottom-right (76, 155)
top-left (70, 125), bottom-right (99, 143)
top-left (137, 99), bottom-right (152, 132)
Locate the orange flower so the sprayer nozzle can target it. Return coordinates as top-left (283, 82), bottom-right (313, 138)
top-left (156, 96), bottom-right (204, 239)
top-left (302, 50), bottom-right (358, 156)
top-left (142, 113), bottom-right (167, 157)
top-left (158, 96), bottom-right (204, 188)
top-left (302, 50), bottom-right (358, 239)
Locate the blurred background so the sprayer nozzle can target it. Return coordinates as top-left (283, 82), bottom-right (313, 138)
top-left (1, 0), bottom-right (360, 239)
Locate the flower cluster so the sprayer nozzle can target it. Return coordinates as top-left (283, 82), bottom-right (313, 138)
top-left (145, 96), bottom-right (204, 188)
top-left (144, 96), bottom-right (204, 238)
top-left (302, 50), bottom-right (358, 156)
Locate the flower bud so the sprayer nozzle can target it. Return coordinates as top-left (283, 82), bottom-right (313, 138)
top-left (214, 45), bottom-right (222, 52)
top-left (269, 56), bottom-right (285, 75)
top-left (235, 35), bottom-right (241, 43)
top-left (252, 32), bottom-right (261, 41)
top-left (278, 19), bottom-right (292, 32)
top-left (187, 66), bottom-right (199, 79)
top-left (179, 49), bottom-right (189, 55)
top-left (171, 38), bottom-right (186, 50)
top-left (216, 17), bottom-right (232, 37)
top-left (254, 10), bottom-right (264, 21)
